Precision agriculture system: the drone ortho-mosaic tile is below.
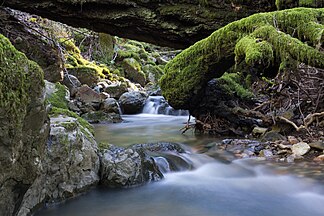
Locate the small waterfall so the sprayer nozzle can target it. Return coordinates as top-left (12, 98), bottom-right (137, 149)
top-left (142, 96), bottom-right (189, 116)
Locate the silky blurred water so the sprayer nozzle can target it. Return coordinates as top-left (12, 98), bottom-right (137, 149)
top-left (94, 114), bottom-right (215, 147)
top-left (35, 114), bottom-right (324, 216)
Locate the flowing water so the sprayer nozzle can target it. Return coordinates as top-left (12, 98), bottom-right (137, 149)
top-left (36, 104), bottom-right (324, 216)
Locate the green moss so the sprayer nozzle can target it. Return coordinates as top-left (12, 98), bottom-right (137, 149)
top-left (0, 34), bottom-right (44, 127)
top-left (160, 8), bottom-right (324, 109)
top-left (47, 83), bottom-right (69, 109)
top-left (218, 72), bottom-right (254, 99)
top-left (60, 121), bottom-right (78, 131)
top-left (98, 141), bottom-right (111, 151)
top-left (117, 49), bottom-right (141, 62)
top-left (59, 38), bottom-right (81, 54)
top-left (123, 58), bottom-right (141, 71)
top-left (235, 36), bottom-right (273, 67)
top-left (275, 0), bottom-right (297, 10)
top-left (299, 0), bottom-right (315, 7)
top-left (49, 107), bottom-right (94, 136)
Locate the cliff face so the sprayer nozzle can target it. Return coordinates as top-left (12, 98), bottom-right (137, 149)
top-left (0, 34), bottom-right (49, 216)
top-left (2, 0), bottom-right (277, 48)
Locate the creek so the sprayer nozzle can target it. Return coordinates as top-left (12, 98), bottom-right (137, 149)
top-left (36, 100), bottom-right (324, 216)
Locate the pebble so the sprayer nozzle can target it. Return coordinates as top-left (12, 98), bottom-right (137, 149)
top-left (287, 136), bottom-right (299, 144)
top-left (278, 143), bottom-right (292, 149)
top-left (313, 155), bottom-right (324, 162)
top-left (259, 149), bottom-right (273, 158)
top-left (291, 142), bottom-right (310, 156)
top-left (252, 126), bottom-right (268, 136)
top-left (309, 140), bottom-right (324, 151)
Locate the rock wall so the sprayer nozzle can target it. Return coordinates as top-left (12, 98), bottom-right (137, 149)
top-left (2, 0), bottom-right (277, 48)
top-left (0, 34), bottom-right (49, 216)
top-left (0, 8), bottom-right (64, 83)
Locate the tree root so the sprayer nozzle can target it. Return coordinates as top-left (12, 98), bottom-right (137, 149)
top-left (278, 112), bottom-right (324, 131)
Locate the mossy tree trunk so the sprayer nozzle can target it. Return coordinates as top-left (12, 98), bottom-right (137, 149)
top-left (1, 0), bottom-right (280, 48)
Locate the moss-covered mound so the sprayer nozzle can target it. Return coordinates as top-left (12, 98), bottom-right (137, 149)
top-left (160, 7), bottom-right (324, 110)
top-left (0, 33), bottom-right (47, 216)
top-left (0, 34), bottom-right (44, 127)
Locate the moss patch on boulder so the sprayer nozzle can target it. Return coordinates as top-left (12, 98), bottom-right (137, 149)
top-left (0, 34), bottom-right (44, 127)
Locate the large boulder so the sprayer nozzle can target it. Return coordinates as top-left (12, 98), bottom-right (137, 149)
top-left (100, 142), bottom-right (190, 187)
top-left (17, 112), bottom-right (100, 215)
top-left (122, 58), bottom-right (146, 86)
top-left (100, 98), bottom-right (121, 114)
top-left (45, 114), bottom-right (100, 200)
top-left (119, 91), bottom-right (148, 114)
top-left (0, 34), bottom-right (49, 216)
top-left (67, 66), bottom-right (102, 86)
top-left (104, 82), bottom-right (128, 99)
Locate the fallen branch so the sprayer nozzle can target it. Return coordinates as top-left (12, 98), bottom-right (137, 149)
top-left (278, 111), bottom-right (324, 131)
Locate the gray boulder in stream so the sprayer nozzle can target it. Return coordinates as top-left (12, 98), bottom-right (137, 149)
top-left (17, 114), bottom-right (100, 215)
top-left (118, 91), bottom-right (148, 114)
top-left (99, 142), bottom-right (193, 187)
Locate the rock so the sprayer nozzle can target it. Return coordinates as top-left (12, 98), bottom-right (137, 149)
top-left (0, 8), bottom-right (64, 83)
top-left (104, 83), bottom-right (128, 99)
top-left (100, 145), bottom-right (162, 187)
top-left (259, 149), bottom-right (274, 158)
top-left (261, 131), bottom-right (286, 142)
top-left (62, 74), bottom-right (81, 96)
top-left (81, 111), bottom-right (122, 123)
top-left (68, 100), bottom-right (81, 112)
top-left (76, 85), bottom-right (102, 103)
top-left (309, 140), bottom-right (324, 151)
top-left (0, 34), bottom-right (49, 215)
top-left (123, 58), bottom-right (146, 86)
top-left (119, 91), bottom-right (148, 114)
top-left (100, 92), bottom-right (110, 100)
top-left (101, 98), bottom-right (121, 114)
top-left (291, 142), bottom-right (311, 156)
top-left (142, 64), bottom-right (163, 83)
top-left (67, 66), bottom-right (101, 86)
top-left (287, 136), bottom-right (299, 144)
top-left (45, 81), bottom-right (70, 109)
top-left (313, 154), bottom-right (324, 162)
top-left (100, 142), bottom-right (189, 187)
top-left (252, 126), bottom-right (268, 136)
top-left (45, 115), bottom-right (99, 200)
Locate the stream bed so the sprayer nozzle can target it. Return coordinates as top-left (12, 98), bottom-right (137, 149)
top-left (36, 114), bottom-right (324, 216)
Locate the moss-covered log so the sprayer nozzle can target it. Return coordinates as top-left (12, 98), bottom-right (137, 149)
top-left (160, 8), bottom-right (324, 110)
top-left (1, 0), bottom-right (280, 48)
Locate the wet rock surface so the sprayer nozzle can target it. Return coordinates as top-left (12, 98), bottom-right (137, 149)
top-left (99, 142), bottom-right (192, 187)
top-left (119, 91), bottom-right (148, 114)
top-left (17, 115), bottom-right (100, 216)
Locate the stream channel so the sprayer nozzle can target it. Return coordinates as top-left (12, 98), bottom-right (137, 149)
top-left (36, 98), bottom-right (324, 216)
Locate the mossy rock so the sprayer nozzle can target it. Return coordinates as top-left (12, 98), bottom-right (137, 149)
top-left (122, 58), bottom-right (146, 86)
top-left (142, 64), bottom-right (164, 83)
top-left (49, 107), bottom-right (94, 137)
top-left (45, 81), bottom-right (70, 110)
top-left (160, 7), bottom-right (324, 109)
top-left (0, 34), bottom-right (44, 128)
top-left (67, 65), bottom-right (105, 86)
